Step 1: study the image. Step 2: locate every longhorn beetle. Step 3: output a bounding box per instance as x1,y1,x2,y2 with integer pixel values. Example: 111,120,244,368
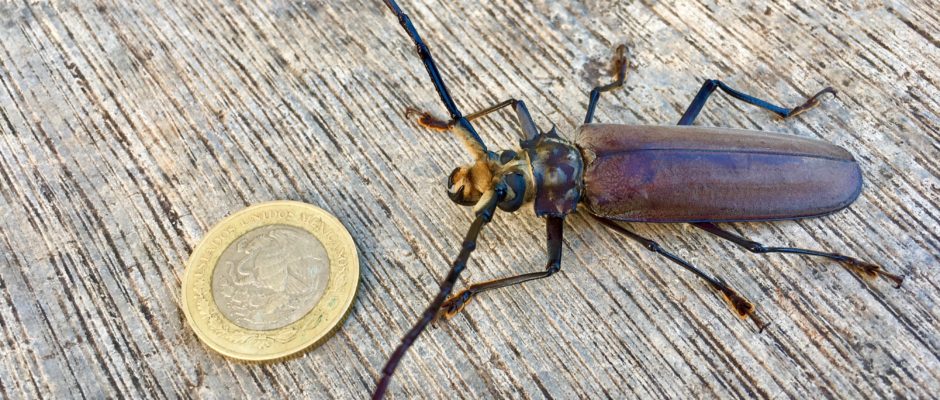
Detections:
373,1,904,397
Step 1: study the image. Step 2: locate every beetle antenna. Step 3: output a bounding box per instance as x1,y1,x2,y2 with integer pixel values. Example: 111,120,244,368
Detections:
383,0,488,154
372,186,508,399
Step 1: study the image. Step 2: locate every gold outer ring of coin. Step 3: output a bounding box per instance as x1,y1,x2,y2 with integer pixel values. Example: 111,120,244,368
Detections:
181,200,359,362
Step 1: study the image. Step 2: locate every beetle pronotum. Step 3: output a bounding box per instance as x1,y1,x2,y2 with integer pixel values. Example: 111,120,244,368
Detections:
373,1,904,398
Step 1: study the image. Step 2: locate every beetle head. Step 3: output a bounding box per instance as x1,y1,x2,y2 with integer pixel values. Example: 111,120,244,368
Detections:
446,149,532,212
446,163,488,206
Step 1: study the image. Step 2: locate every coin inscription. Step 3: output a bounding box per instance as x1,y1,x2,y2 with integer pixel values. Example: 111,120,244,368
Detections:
212,224,330,331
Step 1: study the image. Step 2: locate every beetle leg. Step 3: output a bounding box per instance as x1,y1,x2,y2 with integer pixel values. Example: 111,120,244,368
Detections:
373,184,507,399
594,216,769,332
584,44,630,124
436,216,564,320
406,99,539,140
693,222,904,288
677,79,836,125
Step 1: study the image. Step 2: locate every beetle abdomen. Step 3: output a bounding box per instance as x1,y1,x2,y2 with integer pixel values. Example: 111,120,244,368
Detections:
576,124,862,223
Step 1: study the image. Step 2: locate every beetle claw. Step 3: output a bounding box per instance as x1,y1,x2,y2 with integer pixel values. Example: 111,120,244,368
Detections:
752,313,771,334
435,289,474,322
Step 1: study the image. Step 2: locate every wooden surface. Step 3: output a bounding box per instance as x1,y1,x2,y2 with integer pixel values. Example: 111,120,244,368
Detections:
0,0,937,398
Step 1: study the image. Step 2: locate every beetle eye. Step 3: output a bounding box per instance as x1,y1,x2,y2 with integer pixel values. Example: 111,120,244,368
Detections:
499,150,518,164
497,173,526,212
447,167,480,206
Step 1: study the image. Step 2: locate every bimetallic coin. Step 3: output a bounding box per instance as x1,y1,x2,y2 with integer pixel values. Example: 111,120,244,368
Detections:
181,201,359,362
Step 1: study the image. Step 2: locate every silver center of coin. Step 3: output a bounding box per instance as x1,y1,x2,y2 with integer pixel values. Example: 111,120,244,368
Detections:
212,225,330,331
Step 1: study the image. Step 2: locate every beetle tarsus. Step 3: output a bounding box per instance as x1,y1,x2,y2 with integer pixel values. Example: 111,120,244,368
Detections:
715,283,768,332
609,44,629,79
436,289,474,321
716,284,754,318
405,107,452,130
838,257,905,288
784,87,837,119
584,44,631,124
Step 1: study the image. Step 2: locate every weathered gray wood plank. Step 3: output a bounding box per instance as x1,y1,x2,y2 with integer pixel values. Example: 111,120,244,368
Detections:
0,0,937,398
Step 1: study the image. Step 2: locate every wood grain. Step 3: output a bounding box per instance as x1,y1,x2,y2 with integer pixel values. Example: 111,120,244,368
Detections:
0,0,937,398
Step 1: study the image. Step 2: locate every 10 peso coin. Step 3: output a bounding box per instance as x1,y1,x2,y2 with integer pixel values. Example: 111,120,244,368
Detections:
181,201,359,362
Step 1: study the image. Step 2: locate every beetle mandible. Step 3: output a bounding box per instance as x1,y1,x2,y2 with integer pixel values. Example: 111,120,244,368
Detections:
373,1,904,397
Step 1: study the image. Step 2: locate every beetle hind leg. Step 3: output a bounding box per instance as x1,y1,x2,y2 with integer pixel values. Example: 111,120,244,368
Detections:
594,216,769,332
693,222,904,288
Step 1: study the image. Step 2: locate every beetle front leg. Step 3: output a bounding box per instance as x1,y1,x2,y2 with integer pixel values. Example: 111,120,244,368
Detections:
594,216,769,332
437,216,564,320
693,222,904,287
406,98,539,139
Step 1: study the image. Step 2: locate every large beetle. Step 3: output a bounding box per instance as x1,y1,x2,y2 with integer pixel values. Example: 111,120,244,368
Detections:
373,1,903,398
